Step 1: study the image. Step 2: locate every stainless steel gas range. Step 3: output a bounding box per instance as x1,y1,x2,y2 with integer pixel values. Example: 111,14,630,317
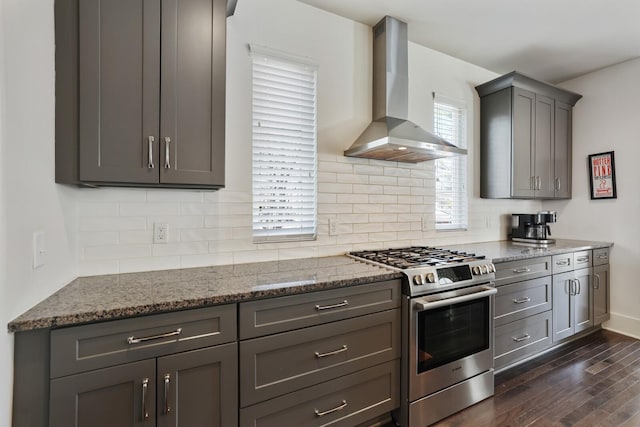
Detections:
348,247,497,427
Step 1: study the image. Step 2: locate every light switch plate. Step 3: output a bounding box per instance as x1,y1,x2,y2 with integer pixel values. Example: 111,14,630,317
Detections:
33,231,46,269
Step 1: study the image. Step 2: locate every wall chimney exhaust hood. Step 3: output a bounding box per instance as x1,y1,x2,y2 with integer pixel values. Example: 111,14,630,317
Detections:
344,16,467,163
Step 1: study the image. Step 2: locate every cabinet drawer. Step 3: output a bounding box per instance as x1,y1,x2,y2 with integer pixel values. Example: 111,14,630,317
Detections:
239,280,400,339
574,250,592,269
51,304,236,378
552,253,574,274
593,248,610,266
494,276,552,326
240,309,400,406
495,310,552,370
495,257,551,286
240,360,399,427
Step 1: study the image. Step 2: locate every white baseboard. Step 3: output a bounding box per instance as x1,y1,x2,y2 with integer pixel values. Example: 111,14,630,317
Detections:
603,312,640,340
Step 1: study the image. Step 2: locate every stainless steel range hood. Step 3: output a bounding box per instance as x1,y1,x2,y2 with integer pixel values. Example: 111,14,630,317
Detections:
344,16,467,163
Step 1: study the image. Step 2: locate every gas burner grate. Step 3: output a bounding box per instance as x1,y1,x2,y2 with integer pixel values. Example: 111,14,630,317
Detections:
349,246,485,269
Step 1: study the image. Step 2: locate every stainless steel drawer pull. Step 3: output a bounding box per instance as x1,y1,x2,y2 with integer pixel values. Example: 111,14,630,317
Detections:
315,345,348,358
594,274,601,290
147,136,155,169
513,268,531,274
141,378,149,420
598,254,608,259
513,297,531,304
164,137,171,168
315,300,348,311
314,400,347,417
127,328,183,345
513,334,531,342
163,374,172,414
576,256,589,263
556,260,570,266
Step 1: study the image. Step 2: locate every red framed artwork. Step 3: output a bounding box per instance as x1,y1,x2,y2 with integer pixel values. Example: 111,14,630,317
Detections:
588,151,617,199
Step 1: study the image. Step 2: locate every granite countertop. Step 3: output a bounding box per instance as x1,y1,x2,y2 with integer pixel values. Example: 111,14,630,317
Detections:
446,239,613,263
8,256,401,333
8,239,612,333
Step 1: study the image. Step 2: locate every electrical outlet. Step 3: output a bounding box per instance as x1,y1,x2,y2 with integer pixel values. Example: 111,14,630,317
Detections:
328,218,338,236
153,223,168,243
421,214,430,232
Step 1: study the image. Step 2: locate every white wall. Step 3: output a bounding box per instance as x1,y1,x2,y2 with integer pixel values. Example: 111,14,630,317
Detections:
74,0,541,276
1,0,78,425
547,58,640,338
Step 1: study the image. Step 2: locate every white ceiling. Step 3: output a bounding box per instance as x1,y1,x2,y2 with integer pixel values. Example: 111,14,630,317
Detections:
298,0,640,83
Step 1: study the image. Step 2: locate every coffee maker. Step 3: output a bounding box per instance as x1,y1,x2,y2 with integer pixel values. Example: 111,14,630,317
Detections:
511,211,557,244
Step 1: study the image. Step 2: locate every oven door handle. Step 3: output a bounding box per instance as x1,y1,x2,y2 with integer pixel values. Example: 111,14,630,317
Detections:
413,285,497,312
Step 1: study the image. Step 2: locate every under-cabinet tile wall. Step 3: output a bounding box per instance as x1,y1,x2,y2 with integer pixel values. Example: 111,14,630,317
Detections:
77,154,540,276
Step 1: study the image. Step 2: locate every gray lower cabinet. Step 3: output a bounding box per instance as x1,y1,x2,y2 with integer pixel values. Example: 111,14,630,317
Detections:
494,311,552,370
593,264,611,325
475,71,581,199
552,267,593,342
49,344,237,427
55,0,226,189
238,280,402,426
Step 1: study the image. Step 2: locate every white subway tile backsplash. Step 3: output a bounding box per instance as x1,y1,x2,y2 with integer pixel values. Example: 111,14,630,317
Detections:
76,155,534,276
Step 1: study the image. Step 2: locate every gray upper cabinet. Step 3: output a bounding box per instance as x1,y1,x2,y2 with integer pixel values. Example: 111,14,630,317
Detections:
476,71,581,199
55,0,226,189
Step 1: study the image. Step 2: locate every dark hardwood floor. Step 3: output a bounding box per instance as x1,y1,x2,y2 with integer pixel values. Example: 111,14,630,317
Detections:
393,330,640,427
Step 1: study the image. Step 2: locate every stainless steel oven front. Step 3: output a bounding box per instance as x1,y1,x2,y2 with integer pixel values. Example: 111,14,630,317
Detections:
401,284,497,426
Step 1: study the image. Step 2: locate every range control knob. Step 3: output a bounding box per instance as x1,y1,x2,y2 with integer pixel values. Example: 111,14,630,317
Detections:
413,275,424,286
480,265,488,274
472,266,481,275
488,264,495,273
426,273,435,283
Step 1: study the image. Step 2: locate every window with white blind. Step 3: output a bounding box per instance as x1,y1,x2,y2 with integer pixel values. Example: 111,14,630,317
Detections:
251,46,318,242
433,94,468,231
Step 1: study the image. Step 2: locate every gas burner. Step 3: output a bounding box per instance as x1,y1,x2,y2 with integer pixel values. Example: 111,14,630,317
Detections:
349,246,485,269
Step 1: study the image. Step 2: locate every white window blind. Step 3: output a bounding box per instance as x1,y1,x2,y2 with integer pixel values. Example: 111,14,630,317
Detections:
433,93,468,231
251,46,318,242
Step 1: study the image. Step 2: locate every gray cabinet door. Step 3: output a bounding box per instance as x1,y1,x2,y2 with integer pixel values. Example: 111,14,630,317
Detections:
78,0,160,184
593,264,610,325
554,101,572,198
534,95,554,198
50,359,156,427
511,88,535,198
157,343,237,427
552,271,574,342
574,267,593,333
159,0,226,187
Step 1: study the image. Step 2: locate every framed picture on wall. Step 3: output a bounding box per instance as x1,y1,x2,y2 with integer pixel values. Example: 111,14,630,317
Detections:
588,151,617,199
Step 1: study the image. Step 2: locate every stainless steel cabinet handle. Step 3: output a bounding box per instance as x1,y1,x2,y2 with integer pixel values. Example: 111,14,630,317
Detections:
513,297,531,304
555,177,561,191
576,256,589,263
513,267,531,274
141,378,149,421
513,334,531,342
163,374,172,414
556,260,570,266
536,176,541,190
569,279,576,296
164,137,171,169
315,345,348,358
314,400,347,417
315,300,348,311
598,254,608,260
127,328,182,345
594,274,601,290
576,278,581,295
147,136,155,169
530,176,535,190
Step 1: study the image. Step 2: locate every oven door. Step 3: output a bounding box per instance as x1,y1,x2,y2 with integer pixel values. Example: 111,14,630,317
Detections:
409,284,496,401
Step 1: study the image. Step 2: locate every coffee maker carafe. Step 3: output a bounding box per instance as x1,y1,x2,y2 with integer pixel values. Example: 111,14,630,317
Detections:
511,211,557,244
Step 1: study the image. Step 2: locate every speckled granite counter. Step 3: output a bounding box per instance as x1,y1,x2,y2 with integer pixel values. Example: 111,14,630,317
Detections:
8,256,401,333
446,239,613,263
